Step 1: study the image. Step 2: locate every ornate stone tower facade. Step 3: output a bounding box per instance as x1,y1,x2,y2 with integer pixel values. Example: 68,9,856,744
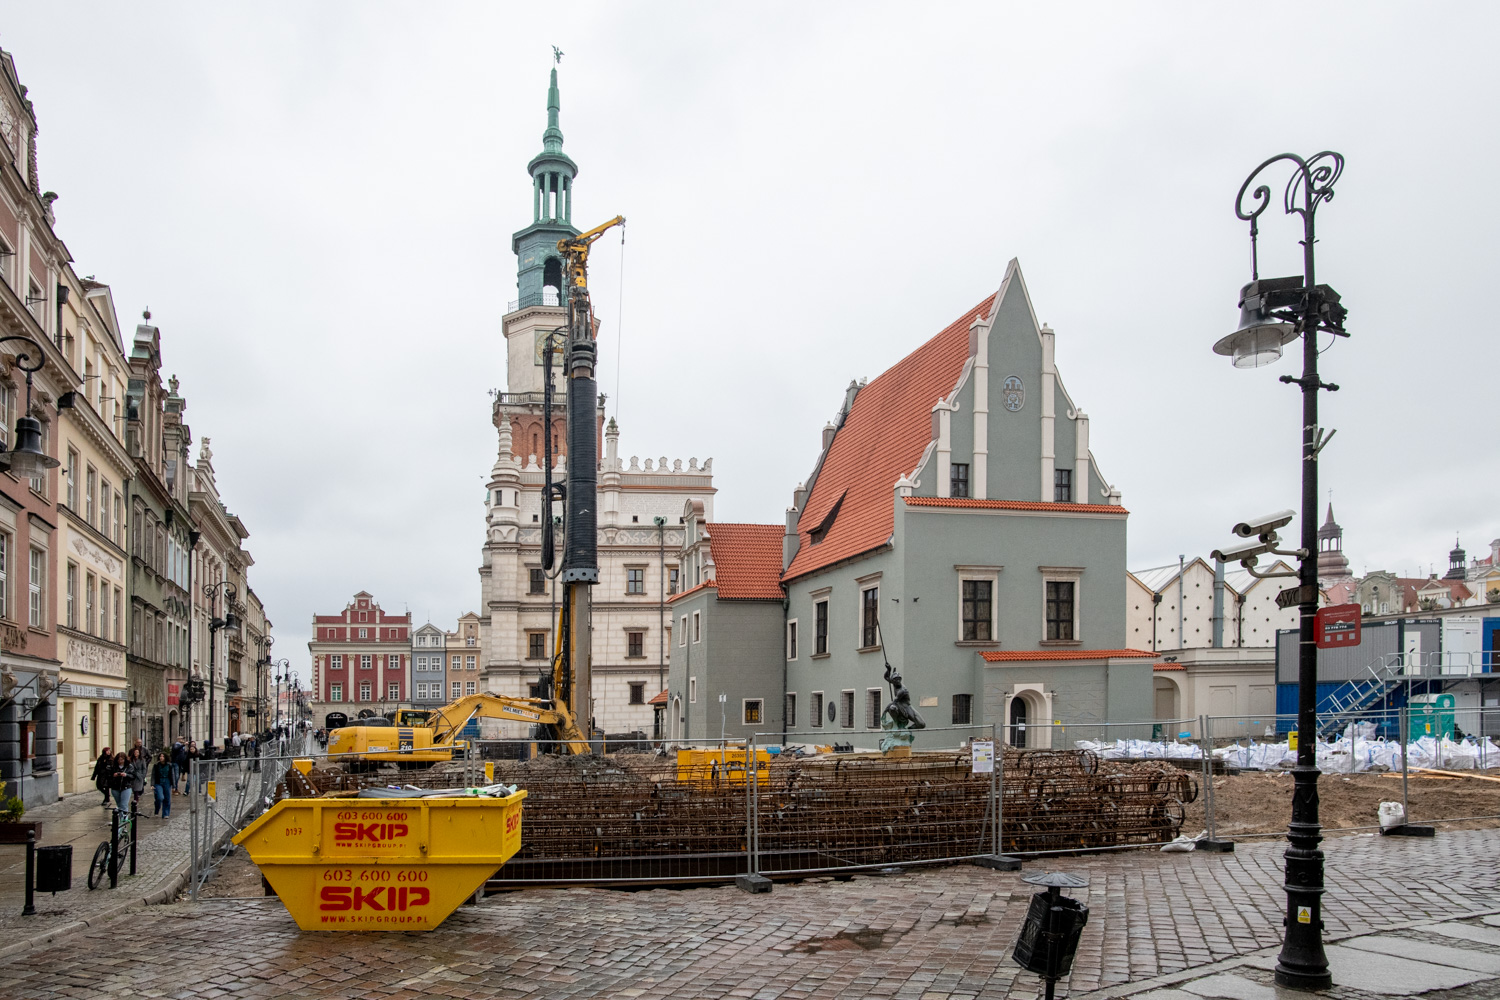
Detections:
478,65,715,735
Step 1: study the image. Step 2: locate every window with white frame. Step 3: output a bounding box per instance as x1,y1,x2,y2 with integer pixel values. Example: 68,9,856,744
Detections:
85,466,97,526
415,682,427,699
465,681,476,696
866,688,882,729
330,683,343,702
0,531,8,620
359,682,371,701
331,654,343,669
451,681,461,699
358,628,367,638
957,567,1000,642
785,692,796,729
689,676,697,703
388,654,400,670
814,599,829,655
860,585,879,648
626,567,645,595
65,562,77,629
113,587,122,643
743,698,763,725
0,383,10,448
626,631,643,658
1041,568,1082,641
810,691,824,728
679,615,687,646
465,655,476,670
360,654,372,669
65,450,77,509
786,620,798,660
29,550,48,626
840,690,855,728
527,632,546,659
451,655,460,669
692,611,701,643
388,682,400,700
85,571,95,634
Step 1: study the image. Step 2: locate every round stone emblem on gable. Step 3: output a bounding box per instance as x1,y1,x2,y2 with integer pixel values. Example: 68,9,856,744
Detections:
1002,375,1025,412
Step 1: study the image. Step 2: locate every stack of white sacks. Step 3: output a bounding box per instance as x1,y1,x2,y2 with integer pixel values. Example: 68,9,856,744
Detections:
1074,731,1500,772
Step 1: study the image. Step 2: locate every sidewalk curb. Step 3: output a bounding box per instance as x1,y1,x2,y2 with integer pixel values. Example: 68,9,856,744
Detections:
0,857,193,962
1069,902,1500,1000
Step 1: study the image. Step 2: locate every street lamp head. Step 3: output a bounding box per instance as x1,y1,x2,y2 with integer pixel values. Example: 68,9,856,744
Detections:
1213,277,1303,369
0,415,61,477
224,610,241,631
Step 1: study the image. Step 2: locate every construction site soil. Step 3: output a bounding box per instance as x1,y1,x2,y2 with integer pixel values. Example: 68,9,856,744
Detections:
1182,769,1500,837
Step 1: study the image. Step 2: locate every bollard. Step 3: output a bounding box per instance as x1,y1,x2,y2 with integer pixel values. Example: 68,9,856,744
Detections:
130,799,139,876
22,829,35,916
1383,706,1434,838
108,807,120,889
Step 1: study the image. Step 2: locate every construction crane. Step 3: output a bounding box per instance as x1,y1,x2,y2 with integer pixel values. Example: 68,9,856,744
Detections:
327,693,589,768
328,215,625,770
532,214,624,752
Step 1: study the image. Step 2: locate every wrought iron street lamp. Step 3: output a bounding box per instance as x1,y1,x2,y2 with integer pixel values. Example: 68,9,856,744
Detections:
203,581,240,750
1215,151,1347,990
0,336,61,478
271,658,290,734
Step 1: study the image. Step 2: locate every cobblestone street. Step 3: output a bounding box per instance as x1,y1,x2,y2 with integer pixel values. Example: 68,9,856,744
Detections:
6,828,1500,999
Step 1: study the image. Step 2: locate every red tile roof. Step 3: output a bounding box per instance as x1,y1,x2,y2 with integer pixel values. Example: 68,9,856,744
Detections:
705,523,786,600
1153,662,1185,671
980,649,1157,662
783,294,995,582
648,689,669,706
666,580,716,605
904,497,1128,515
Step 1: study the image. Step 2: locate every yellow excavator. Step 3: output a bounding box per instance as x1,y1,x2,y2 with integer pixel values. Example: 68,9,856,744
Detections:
327,690,589,768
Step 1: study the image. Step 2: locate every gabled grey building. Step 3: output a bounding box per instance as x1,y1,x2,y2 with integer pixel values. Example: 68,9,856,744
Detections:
411,622,447,709
778,260,1152,746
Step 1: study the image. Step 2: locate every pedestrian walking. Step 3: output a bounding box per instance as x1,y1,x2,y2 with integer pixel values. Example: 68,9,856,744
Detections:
183,741,201,793
151,752,173,818
129,747,148,808
170,740,187,793
108,752,133,814
91,747,114,805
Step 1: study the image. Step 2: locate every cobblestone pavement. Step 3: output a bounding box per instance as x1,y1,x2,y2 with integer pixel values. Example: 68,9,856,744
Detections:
6,828,1500,999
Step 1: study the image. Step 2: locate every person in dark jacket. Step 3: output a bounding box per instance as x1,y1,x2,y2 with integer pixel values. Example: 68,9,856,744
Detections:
128,747,149,805
182,741,201,794
170,740,187,793
108,752,133,814
150,752,174,818
91,748,114,805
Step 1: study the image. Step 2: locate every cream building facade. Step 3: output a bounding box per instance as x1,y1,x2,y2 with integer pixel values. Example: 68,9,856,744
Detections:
54,277,133,788
444,612,482,703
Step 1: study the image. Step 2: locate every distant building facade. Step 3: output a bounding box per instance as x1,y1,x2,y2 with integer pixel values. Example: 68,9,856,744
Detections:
308,592,410,719
445,613,482,703
411,623,447,708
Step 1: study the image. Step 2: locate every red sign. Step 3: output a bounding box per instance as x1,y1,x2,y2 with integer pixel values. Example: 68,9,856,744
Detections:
167,682,180,707
1314,604,1362,649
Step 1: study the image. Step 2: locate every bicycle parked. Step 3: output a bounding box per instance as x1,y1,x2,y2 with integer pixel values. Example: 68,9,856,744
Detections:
86,805,136,890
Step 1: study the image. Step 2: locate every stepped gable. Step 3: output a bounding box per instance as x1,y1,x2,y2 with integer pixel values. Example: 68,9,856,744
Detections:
783,293,996,582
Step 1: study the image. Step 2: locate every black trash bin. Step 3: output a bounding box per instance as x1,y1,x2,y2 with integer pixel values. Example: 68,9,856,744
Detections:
35,844,72,893
1014,891,1090,979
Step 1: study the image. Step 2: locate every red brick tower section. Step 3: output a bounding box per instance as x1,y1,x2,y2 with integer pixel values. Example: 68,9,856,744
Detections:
308,591,411,717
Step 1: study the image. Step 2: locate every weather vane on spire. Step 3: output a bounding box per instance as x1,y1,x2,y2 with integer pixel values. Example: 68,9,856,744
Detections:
552,46,563,65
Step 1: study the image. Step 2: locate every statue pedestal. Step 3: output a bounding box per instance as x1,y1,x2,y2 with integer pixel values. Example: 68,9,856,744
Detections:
882,745,912,758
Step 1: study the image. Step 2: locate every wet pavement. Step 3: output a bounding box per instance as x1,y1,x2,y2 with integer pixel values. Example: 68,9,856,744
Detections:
3,826,1499,999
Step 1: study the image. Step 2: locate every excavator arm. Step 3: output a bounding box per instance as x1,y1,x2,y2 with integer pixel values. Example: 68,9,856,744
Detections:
426,693,589,756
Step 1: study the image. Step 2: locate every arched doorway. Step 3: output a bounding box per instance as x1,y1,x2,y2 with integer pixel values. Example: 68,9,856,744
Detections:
671,697,682,741
1008,697,1029,748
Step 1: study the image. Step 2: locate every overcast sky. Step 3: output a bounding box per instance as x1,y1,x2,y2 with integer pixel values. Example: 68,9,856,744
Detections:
1,3,1495,673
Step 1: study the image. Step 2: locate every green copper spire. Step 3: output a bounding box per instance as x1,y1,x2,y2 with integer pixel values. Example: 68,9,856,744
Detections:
542,67,564,153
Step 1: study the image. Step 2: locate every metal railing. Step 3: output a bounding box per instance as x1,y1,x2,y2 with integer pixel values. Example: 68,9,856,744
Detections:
188,734,311,900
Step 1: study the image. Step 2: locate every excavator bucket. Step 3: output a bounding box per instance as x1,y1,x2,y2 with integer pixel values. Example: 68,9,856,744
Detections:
232,790,526,931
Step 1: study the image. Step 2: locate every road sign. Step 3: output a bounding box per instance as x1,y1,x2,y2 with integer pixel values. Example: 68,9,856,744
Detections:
1276,584,1318,610
1315,603,1362,649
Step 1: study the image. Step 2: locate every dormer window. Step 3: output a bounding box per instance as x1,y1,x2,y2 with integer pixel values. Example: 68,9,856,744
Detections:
808,491,846,546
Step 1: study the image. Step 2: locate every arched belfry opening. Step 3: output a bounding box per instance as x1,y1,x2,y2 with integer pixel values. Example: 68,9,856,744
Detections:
542,257,562,304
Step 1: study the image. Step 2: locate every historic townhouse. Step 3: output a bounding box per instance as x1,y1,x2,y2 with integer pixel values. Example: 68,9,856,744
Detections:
480,67,710,736
126,322,197,743
308,592,410,719
411,622,447,709
54,276,132,789
187,439,253,745
444,612,482,703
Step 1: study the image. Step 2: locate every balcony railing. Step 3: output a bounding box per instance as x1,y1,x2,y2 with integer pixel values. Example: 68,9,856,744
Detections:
505,289,561,313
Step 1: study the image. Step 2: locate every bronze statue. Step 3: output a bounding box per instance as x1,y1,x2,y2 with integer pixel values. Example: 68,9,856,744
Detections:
879,659,925,752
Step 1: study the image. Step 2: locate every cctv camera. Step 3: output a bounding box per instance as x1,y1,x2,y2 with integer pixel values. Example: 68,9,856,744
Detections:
1211,539,1275,564
1231,509,1295,539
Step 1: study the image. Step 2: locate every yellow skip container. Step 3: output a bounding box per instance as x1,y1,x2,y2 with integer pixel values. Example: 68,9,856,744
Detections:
231,789,526,931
